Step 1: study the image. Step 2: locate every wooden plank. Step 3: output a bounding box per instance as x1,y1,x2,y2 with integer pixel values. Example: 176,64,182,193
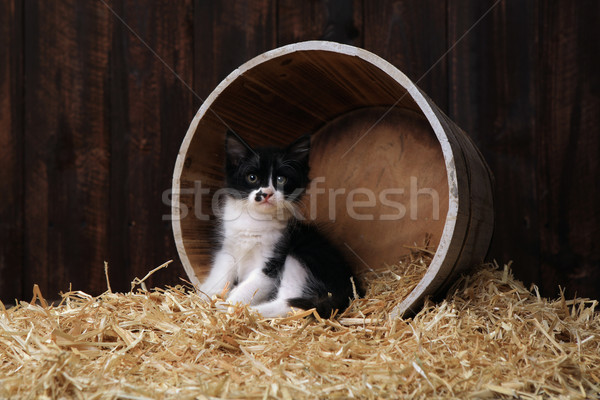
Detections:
107,0,129,292
277,0,363,46
535,0,600,299
0,0,23,304
363,0,448,112
24,1,112,299
107,1,196,291
194,0,277,97
448,1,542,287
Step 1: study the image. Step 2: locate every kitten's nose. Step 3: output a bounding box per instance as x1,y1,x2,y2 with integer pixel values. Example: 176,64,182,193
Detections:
255,189,274,202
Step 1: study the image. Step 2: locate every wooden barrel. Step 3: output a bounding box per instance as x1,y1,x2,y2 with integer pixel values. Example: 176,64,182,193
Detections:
171,41,494,317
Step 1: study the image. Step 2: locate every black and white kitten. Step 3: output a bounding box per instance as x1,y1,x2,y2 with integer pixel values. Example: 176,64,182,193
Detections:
199,130,363,317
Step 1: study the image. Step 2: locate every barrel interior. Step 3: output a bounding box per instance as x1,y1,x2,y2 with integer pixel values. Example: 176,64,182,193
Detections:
307,107,448,272
177,49,450,282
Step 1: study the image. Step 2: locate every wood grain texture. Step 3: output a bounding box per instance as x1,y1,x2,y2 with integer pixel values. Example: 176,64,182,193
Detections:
194,0,277,98
277,0,363,46
449,0,600,299
108,0,196,291
448,0,542,286
535,0,600,298
363,0,448,111
308,108,449,273
23,1,112,299
0,0,23,304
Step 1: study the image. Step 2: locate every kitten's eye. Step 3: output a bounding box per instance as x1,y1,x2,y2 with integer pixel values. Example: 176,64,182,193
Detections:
246,174,258,184
276,176,287,185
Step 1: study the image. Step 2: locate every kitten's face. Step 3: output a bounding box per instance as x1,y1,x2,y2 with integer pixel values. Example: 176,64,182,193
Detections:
224,131,310,218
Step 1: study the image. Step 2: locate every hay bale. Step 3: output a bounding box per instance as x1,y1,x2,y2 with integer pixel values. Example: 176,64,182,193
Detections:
1,254,599,399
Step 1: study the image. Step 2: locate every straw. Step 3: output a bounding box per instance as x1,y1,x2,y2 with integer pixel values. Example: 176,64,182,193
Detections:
1,250,598,399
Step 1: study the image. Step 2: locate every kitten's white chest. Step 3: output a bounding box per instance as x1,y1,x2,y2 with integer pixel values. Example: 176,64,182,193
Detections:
220,199,286,280
222,234,267,281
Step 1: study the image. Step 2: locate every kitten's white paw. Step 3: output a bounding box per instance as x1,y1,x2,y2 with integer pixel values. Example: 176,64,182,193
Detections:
250,301,298,318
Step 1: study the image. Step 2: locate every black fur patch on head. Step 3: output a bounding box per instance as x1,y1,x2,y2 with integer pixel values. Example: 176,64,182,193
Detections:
224,130,311,201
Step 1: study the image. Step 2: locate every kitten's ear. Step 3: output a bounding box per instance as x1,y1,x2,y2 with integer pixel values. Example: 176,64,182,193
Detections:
225,130,253,166
286,134,311,163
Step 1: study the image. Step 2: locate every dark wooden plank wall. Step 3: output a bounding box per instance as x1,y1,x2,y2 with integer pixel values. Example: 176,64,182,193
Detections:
23,1,110,300
0,1,598,304
0,0,23,303
107,1,196,293
450,0,600,297
449,1,543,286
